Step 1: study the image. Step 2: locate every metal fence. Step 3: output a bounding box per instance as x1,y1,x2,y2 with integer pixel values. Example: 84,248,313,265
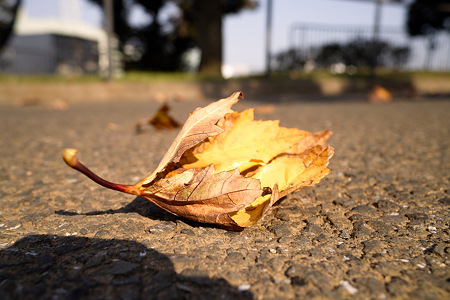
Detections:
277,23,450,73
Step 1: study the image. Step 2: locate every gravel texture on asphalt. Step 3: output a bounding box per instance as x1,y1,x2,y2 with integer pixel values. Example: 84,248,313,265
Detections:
0,96,449,300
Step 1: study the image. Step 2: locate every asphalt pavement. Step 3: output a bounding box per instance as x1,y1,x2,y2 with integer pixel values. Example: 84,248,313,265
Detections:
0,95,449,299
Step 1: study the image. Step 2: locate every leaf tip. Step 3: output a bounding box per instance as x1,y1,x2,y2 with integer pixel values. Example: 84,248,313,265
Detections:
227,91,244,104
63,148,79,168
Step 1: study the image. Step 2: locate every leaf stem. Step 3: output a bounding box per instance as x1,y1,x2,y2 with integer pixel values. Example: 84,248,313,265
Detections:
63,149,141,196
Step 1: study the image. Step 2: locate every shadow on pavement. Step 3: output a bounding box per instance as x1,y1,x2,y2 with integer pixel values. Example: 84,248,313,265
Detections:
197,76,420,103
0,235,252,299
56,196,174,221
198,78,324,101
55,196,208,228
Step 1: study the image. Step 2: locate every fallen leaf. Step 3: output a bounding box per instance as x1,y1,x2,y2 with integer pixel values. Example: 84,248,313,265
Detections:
367,85,392,103
47,99,69,111
63,92,334,230
136,103,180,133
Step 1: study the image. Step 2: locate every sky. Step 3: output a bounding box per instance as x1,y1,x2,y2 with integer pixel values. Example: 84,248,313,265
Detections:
22,0,408,73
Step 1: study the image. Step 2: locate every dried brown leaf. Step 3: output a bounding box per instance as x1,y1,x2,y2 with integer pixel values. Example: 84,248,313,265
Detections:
136,103,180,133
63,91,334,230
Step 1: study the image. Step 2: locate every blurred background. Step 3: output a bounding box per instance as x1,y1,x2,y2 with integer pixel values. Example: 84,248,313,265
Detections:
0,0,449,95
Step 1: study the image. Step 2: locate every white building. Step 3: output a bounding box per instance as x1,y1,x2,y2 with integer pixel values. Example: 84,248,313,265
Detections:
0,0,119,76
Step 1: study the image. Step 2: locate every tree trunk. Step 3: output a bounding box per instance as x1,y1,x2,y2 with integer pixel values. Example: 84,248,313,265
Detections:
194,0,223,77
0,0,22,55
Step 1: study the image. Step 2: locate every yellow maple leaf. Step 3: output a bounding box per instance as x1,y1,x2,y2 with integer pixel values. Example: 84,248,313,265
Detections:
180,109,331,174
230,145,333,227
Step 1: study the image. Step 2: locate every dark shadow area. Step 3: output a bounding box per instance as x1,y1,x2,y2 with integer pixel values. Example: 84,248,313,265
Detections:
55,196,225,231
195,76,433,104
341,75,419,100
0,235,252,300
198,78,324,102
56,196,173,221
420,92,450,99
